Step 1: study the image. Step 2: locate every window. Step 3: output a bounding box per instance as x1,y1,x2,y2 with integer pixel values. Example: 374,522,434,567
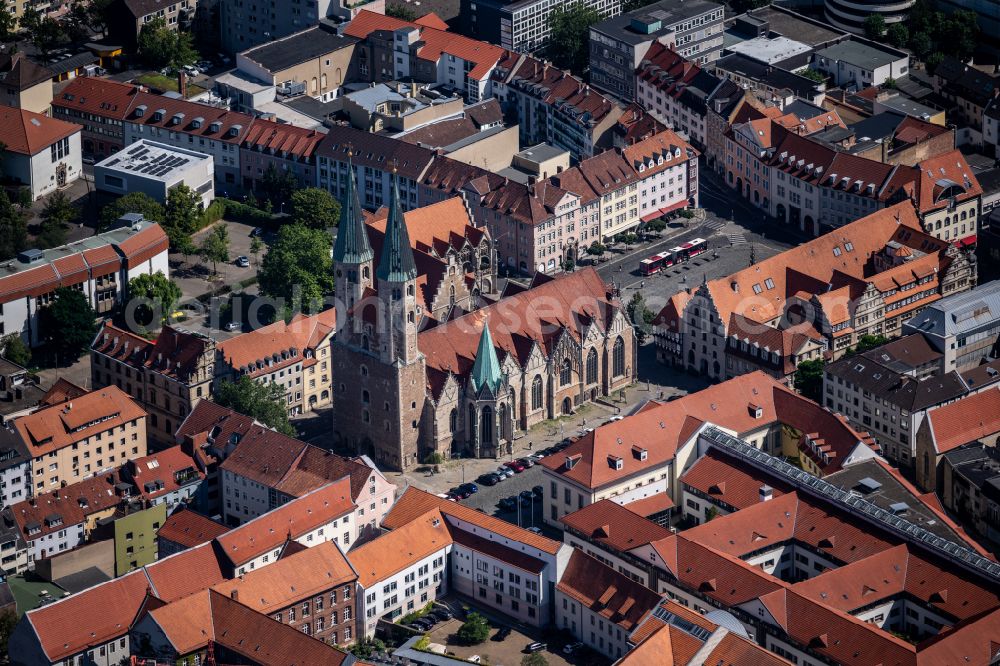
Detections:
531,375,543,410
586,348,598,384
560,358,572,386
613,337,625,377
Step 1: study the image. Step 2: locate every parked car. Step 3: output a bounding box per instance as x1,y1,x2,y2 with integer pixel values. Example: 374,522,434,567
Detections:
525,642,547,653
459,482,479,495
491,626,512,642
516,457,535,468
224,321,241,332
449,488,469,500
497,497,517,512
496,467,513,479
477,473,500,486
563,642,584,655
527,526,542,534
235,255,250,267
431,608,453,621
519,490,534,507
250,226,265,237
469,656,481,664
504,460,525,473
532,485,543,498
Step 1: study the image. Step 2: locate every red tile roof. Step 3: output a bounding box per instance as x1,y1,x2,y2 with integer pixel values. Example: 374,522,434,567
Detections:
126,445,204,501
218,310,335,378
345,10,503,80
11,471,126,543
381,487,562,554
127,91,254,144
561,499,673,551
215,479,355,568
0,105,79,155
348,509,451,587
144,541,228,603
24,569,151,662
53,77,139,120
157,509,229,549
240,119,325,160
927,387,1000,454
556,550,661,633
681,448,791,510
92,323,212,382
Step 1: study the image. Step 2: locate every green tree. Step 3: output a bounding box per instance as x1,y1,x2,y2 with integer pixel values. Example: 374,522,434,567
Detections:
941,9,979,60
39,287,97,364
173,233,197,265
258,164,297,208
1,333,31,367
349,637,387,659
794,359,825,403
164,183,201,243
0,609,17,658
548,4,601,74
521,654,549,666
0,190,29,261
128,271,182,328
925,52,945,74
100,191,165,231
258,224,334,311
847,334,889,356
0,6,17,42
705,505,719,522
456,612,490,645
21,8,66,60
586,241,606,259
249,235,264,268
645,218,667,234
386,3,419,20
138,17,198,69
213,376,295,436
886,23,909,48
909,31,933,58
799,68,826,83
36,191,77,249
290,187,340,230
864,14,886,39
200,224,230,275
626,292,655,344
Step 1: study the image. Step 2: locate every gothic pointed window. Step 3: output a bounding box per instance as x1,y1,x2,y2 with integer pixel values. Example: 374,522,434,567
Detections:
586,348,598,384
613,337,625,377
560,358,572,386
531,375,543,410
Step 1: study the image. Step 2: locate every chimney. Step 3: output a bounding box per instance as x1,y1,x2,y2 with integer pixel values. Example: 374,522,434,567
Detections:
230,589,239,600
178,70,187,99
759,485,773,502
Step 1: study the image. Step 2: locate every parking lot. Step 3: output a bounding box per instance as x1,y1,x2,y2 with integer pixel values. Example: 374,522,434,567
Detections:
461,464,546,532
420,601,608,666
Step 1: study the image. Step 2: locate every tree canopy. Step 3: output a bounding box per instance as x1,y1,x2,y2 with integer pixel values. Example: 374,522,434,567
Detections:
200,225,230,275
258,224,334,312
290,188,341,230
627,292,656,344
1,334,31,368
128,271,182,329
548,4,601,74
164,184,202,248
214,376,295,436
0,6,17,42
456,612,491,645
138,18,199,69
0,190,29,261
864,14,886,39
37,191,77,249
794,359,825,403
257,164,297,208
100,192,165,231
386,4,419,21
39,287,97,364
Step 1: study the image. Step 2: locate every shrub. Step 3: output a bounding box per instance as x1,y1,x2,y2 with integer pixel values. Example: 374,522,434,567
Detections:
457,612,490,645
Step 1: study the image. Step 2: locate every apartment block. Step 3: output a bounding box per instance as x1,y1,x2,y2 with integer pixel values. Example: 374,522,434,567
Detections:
590,0,723,100
13,386,147,493
460,0,620,53
90,324,216,445
216,310,336,415
904,279,1000,373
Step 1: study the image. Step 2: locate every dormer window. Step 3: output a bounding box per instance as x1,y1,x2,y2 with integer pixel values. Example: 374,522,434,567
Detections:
134,104,147,117
191,116,204,129
209,121,221,133
632,445,647,461
608,455,623,471
152,109,166,122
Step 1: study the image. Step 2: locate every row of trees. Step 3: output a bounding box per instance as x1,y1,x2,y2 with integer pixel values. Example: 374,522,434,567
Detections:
864,0,979,65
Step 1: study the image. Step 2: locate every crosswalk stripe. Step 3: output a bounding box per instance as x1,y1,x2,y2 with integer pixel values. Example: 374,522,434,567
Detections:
727,234,747,245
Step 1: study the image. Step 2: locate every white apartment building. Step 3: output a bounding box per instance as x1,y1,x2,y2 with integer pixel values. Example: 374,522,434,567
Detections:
0,106,82,201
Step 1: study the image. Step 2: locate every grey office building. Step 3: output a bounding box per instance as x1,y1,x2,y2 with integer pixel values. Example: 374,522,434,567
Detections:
589,0,723,100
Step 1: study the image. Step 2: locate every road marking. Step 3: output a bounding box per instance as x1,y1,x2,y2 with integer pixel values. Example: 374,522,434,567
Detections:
727,233,747,246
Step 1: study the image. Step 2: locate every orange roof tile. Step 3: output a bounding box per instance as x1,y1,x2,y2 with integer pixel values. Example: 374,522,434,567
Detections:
381,487,562,554
561,499,673,551
218,310,335,378
24,570,151,662
14,385,145,459
927,387,1000,454
212,541,356,613
556,550,661,632
215,480,355,568
0,105,80,155
345,10,503,80
144,542,228,603
348,509,451,587
126,445,204,500
157,509,229,549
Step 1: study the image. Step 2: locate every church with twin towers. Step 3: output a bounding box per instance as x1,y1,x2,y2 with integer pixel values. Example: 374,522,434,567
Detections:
330,156,637,472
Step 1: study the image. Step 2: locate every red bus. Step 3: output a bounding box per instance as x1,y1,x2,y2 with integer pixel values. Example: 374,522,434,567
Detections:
638,238,708,274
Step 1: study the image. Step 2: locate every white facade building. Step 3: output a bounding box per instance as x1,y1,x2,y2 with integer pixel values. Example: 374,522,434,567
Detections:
95,140,215,208
0,106,82,202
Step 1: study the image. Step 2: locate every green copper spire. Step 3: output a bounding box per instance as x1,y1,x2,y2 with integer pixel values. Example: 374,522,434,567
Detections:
470,320,503,394
332,151,374,265
375,170,418,283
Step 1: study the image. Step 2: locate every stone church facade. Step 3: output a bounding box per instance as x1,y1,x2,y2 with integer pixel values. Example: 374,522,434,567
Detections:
331,160,636,471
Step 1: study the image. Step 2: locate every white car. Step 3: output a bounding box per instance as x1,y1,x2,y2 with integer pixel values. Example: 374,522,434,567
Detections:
235,255,250,268
224,321,241,331
563,642,584,655
468,657,481,664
